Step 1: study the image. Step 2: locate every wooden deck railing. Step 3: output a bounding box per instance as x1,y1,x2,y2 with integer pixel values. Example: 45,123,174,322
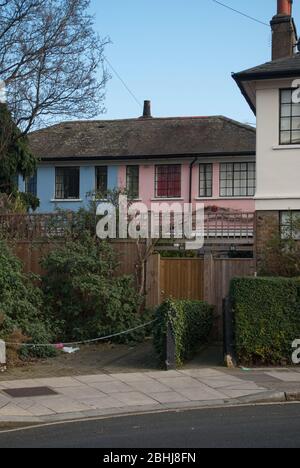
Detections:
0,211,255,243
0,213,72,241
204,212,254,242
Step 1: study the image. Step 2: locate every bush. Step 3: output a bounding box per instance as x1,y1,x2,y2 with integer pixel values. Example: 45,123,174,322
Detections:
153,299,214,367
0,241,56,359
259,213,300,277
41,234,145,343
230,277,300,365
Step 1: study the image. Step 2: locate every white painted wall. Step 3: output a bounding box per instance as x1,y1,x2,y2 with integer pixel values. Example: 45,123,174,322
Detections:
255,78,300,211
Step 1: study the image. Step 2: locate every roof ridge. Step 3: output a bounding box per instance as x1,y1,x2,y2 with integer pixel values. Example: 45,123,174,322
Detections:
29,115,256,135
217,116,256,133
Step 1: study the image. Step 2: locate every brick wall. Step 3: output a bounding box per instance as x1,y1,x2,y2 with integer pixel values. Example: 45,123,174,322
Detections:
255,210,280,269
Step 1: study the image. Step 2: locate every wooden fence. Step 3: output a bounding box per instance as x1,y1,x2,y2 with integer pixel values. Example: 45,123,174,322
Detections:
160,258,204,302
145,254,255,338
0,214,255,339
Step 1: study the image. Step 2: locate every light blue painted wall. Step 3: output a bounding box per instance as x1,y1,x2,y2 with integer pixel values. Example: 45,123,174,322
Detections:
18,175,25,192
108,166,118,190
28,164,120,213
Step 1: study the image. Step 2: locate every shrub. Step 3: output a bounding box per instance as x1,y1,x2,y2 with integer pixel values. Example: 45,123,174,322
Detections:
259,213,300,277
153,299,214,367
230,277,300,365
0,241,56,359
41,234,144,343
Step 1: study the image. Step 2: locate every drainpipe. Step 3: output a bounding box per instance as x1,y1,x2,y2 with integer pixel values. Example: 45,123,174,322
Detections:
189,157,198,203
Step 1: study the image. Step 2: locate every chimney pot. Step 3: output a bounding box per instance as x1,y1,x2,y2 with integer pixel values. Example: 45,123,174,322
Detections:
271,0,297,60
277,0,292,16
142,100,152,118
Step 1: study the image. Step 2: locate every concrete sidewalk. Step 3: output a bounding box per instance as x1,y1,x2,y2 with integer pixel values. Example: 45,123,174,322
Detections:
0,367,299,424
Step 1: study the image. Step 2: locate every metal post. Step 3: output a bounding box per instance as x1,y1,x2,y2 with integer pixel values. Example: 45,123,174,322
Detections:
223,297,237,368
0,340,6,370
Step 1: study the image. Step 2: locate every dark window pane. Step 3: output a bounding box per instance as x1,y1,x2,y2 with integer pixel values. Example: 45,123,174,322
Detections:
155,165,181,198
292,103,300,116
96,166,108,195
279,89,300,145
219,162,256,197
291,131,300,144
25,172,37,196
280,131,291,144
292,117,300,130
280,211,300,240
281,104,291,117
199,163,213,197
281,89,292,104
126,166,139,199
55,167,79,199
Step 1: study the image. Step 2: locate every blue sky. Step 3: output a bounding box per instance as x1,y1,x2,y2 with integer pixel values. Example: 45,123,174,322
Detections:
91,0,300,125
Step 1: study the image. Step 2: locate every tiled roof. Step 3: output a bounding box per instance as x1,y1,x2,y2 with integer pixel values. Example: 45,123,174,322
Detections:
29,116,255,160
233,53,300,80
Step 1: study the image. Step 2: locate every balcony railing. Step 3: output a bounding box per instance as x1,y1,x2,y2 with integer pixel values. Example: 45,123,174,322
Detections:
0,211,254,243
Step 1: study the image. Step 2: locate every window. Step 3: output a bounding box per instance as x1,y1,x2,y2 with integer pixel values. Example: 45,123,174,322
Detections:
25,172,37,196
280,89,300,145
95,166,108,194
126,165,139,199
280,211,300,240
155,165,181,198
220,162,256,197
55,167,80,199
11,174,19,190
199,163,213,197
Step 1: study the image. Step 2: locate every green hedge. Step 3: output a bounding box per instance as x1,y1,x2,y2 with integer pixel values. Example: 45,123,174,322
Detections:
153,299,214,368
230,277,300,365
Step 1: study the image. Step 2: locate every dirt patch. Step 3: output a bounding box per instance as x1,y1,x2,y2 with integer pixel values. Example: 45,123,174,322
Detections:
0,339,159,381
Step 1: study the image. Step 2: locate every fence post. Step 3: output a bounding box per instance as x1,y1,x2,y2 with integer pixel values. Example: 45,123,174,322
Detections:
166,312,176,371
223,297,236,368
203,253,214,304
145,253,161,309
0,340,6,370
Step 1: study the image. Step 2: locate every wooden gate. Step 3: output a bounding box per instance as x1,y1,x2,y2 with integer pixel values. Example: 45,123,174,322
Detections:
160,258,204,302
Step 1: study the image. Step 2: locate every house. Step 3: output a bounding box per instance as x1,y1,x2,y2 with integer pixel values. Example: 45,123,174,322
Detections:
23,104,256,214
233,0,300,260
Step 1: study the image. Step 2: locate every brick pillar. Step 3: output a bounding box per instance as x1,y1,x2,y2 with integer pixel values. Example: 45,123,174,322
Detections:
255,211,280,271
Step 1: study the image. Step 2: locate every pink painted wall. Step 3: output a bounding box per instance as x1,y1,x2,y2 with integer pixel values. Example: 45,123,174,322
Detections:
118,163,255,212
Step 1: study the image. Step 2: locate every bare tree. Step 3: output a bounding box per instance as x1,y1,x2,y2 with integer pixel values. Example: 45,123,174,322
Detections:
0,0,110,134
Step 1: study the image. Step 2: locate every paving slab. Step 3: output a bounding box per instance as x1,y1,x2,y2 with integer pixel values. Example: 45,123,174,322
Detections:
112,372,153,382
0,404,33,417
25,404,56,416
157,376,206,389
197,376,248,388
88,381,134,393
55,386,107,400
266,371,300,382
40,397,95,414
148,392,190,404
74,374,117,384
217,382,265,391
179,369,227,378
83,397,128,409
0,379,46,389
112,391,160,407
177,384,228,401
143,370,183,379
36,377,84,388
219,388,266,398
128,380,172,393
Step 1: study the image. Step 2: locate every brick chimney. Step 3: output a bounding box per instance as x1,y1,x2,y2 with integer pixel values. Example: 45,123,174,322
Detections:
141,100,152,118
271,0,297,60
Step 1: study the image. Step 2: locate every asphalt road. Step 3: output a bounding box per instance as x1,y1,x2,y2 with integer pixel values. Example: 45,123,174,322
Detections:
1,403,300,448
